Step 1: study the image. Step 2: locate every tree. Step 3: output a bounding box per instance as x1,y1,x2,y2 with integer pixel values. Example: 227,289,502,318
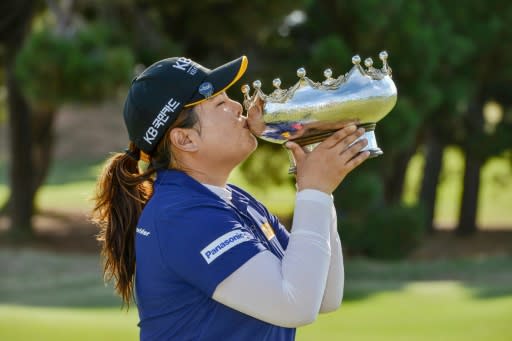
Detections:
283,0,452,256
0,0,38,238
1,0,308,236
407,1,512,237
1,0,134,237
452,1,512,235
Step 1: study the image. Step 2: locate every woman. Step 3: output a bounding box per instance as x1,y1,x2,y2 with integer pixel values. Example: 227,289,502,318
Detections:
92,55,369,341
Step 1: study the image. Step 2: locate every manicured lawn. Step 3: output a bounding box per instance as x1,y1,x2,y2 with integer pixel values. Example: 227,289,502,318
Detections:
2,286,511,341
298,283,512,341
1,249,511,341
0,306,139,341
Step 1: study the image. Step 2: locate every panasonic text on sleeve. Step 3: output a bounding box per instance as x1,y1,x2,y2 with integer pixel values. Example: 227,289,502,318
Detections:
200,230,252,264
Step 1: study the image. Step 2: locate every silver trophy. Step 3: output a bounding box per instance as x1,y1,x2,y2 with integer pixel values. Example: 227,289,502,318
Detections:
242,51,397,173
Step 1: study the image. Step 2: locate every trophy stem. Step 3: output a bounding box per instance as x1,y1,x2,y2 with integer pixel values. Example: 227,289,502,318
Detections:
285,142,321,174
285,123,382,174
357,123,383,159
286,148,297,174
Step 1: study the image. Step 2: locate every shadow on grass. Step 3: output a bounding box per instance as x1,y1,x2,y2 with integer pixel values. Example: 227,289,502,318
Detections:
342,255,512,302
1,248,512,309
0,248,123,308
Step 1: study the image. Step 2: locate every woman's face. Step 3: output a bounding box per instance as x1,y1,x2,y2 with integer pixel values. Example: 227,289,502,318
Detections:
193,92,257,168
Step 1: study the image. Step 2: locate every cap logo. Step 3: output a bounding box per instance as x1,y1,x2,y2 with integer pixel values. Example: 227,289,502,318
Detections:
172,57,198,75
198,82,214,98
172,57,192,71
143,98,181,145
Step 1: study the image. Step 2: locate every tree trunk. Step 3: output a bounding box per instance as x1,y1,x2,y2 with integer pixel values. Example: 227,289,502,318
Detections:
31,109,57,205
456,152,482,236
1,109,57,216
1,0,37,238
383,148,415,204
5,60,34,238
455,97,485,236
419,132,444,233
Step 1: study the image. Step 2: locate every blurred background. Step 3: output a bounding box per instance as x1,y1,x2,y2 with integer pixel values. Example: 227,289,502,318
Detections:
1,0,511,340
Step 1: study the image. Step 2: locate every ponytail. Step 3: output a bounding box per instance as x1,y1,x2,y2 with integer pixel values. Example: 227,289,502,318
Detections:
92,143,155,307
91,106,199,307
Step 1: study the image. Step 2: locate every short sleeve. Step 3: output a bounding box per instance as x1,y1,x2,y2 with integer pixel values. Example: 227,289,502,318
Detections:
155,204,266,296
262,205,290,250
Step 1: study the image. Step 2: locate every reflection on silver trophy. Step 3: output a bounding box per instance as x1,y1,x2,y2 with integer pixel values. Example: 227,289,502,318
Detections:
242,51,398,173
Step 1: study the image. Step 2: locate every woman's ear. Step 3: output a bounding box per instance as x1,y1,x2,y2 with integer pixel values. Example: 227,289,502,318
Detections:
170,128,199,152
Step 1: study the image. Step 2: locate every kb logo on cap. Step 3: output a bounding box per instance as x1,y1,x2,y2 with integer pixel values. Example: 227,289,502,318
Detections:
198,82,214,98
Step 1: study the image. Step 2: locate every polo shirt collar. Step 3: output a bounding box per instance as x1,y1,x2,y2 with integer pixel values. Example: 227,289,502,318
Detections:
155,169,236,202
203,184,233,202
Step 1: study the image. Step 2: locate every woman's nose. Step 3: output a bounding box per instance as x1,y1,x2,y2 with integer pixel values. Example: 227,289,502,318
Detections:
230,99,244,118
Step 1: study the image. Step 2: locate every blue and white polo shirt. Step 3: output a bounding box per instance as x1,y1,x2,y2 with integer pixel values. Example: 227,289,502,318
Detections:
135,169,294,340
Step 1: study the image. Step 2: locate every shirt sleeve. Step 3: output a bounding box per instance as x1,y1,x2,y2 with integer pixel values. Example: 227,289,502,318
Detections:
212,190,333,328
155,203,266,297
266,210,290,250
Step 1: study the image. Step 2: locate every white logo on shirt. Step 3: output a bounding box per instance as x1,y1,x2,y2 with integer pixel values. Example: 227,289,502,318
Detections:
200,230,252,264
136,227,151,237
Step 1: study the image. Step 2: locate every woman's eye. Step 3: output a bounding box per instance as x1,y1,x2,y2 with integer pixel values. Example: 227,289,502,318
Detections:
216,101,225,107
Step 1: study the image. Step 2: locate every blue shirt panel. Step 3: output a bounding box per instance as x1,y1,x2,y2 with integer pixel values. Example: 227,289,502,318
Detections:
227,185,290,257
135,170,295,341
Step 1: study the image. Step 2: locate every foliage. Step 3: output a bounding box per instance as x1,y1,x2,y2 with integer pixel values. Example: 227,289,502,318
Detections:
277,0,512,254
15,23,134,110
363,204,425,259
3,0,512,252
335,170,425,259
239,141,292,187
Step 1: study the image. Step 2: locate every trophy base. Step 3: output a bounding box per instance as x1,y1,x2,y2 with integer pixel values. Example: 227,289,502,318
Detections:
286,123,382,174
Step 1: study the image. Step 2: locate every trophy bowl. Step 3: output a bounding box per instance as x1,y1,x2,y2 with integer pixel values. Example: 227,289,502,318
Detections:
242,51,397,173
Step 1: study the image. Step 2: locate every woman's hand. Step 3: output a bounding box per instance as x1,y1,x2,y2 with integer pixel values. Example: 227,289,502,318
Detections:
286,124,370,194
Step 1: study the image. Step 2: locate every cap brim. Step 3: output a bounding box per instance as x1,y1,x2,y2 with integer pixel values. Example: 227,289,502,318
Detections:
185,55,248,107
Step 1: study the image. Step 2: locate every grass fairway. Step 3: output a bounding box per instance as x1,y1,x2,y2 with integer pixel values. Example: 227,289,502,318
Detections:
1,284,511,341
1,249,511,341
0,306,138,341
298,283,512,341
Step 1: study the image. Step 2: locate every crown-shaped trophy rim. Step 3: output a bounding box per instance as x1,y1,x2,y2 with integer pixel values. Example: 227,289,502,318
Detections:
242,51,393,109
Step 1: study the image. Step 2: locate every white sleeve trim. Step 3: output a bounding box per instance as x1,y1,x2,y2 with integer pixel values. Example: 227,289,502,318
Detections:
212,195,332,328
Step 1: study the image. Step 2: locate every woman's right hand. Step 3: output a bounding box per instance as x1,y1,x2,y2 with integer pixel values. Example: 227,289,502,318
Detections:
286,124,370,194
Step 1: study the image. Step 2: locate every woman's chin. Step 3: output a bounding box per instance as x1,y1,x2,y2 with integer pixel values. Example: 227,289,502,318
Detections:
241,137,258,162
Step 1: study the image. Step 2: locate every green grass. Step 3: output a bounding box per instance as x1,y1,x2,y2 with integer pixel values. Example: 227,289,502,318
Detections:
1,249,511,341
0,306,139,341
298,283,512,341
2,287,511,341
